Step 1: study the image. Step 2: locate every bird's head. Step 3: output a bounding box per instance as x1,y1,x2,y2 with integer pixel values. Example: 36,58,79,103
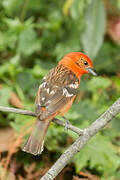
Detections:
59,52,97,80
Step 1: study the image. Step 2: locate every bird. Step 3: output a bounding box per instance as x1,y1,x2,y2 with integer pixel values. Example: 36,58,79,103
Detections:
22,52,97,155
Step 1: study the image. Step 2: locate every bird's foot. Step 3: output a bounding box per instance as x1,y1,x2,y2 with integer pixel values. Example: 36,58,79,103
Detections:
62,116,71,131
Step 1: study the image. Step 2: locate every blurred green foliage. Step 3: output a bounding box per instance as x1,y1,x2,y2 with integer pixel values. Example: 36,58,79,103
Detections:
0,0,120,179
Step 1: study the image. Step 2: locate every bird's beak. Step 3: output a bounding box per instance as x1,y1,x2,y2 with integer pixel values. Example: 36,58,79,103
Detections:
87,68,97,76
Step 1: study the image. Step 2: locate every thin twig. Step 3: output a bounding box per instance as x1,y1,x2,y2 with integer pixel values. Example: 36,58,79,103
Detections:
0,106,83,135
40,98,120,180
0,106,35,116
53,118,83,135
20,0,30,22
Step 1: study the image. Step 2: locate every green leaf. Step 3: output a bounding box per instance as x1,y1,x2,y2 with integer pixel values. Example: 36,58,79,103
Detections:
2,0,24,16
11,114,34,132
16,71,34,91
66,99,98,124
17,28,41,56
70,0,86,20
87,77,111,92
94,42,120,73
16,71,38,98
0,31,6,51
54,41,81,61
74,134,120,177
0,87,11,106
112,77,120,92
32,64,49,77
82,0,106,59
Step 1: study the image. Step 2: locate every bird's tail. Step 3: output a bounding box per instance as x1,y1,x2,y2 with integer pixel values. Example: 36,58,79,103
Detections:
22,119,51,155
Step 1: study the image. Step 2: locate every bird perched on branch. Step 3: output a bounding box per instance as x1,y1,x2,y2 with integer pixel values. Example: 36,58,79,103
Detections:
22,52,97,155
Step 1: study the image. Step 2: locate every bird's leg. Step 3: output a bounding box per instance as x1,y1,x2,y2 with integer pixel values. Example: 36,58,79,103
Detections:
62,116,71,130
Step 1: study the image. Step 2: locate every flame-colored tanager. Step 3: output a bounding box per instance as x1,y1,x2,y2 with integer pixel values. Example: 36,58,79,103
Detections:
22,52,97,155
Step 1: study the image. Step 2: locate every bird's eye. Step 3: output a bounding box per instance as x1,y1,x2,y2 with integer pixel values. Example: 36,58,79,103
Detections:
84,61,88,66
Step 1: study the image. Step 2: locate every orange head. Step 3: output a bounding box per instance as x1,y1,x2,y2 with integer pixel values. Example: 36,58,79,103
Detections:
59,52,97,81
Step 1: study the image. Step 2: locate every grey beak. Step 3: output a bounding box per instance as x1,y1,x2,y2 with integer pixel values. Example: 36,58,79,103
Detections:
87,68,97,76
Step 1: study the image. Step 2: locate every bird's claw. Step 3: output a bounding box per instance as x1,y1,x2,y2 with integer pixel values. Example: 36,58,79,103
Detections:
62,116,71,131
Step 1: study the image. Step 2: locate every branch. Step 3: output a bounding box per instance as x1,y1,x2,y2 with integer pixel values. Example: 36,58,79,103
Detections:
1,98,120,180
0,106,83,135
40,98,120,180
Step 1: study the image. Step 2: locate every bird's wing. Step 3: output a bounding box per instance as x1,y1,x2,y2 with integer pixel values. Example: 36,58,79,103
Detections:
35,80,78,120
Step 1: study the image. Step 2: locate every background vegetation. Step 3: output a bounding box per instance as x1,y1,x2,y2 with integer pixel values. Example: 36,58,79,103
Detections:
0,0,120,179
